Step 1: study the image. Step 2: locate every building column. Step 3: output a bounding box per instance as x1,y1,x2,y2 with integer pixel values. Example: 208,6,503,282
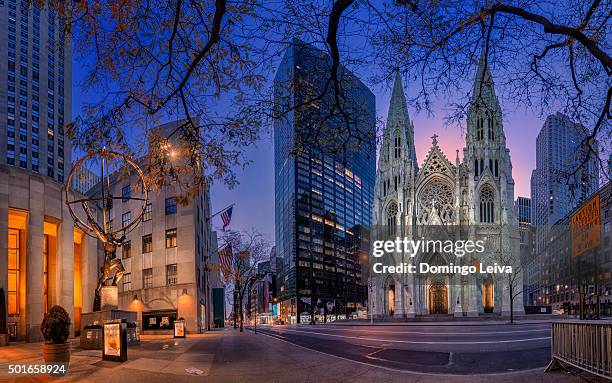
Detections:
58,213,75,333
466,276,479,317
0,170,8,332
26,177,45,342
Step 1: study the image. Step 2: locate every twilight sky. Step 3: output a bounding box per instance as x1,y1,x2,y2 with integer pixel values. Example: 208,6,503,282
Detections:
206,77,544,243
72,49,546,245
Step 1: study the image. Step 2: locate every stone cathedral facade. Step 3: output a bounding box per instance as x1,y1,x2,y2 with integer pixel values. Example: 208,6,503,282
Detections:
370,55,524,318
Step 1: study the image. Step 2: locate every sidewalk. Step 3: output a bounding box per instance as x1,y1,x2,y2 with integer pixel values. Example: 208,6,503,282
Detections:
0,329,591,382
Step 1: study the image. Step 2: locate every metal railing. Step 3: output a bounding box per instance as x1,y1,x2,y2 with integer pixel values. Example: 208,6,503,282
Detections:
546,320,612,380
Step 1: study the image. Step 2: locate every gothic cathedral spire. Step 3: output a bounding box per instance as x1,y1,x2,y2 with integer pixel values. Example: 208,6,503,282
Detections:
382,69,418,173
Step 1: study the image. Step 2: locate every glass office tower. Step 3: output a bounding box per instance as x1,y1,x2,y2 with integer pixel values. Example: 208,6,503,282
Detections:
274,41,376,323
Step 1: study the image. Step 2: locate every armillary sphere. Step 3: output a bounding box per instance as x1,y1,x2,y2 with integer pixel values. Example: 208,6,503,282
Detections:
65,147,149,311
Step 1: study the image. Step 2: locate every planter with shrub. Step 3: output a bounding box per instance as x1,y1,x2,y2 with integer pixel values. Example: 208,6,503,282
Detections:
41,305,71,363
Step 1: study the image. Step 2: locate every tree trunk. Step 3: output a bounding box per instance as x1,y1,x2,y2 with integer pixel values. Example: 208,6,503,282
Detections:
239,292,244,332
509,282,514,324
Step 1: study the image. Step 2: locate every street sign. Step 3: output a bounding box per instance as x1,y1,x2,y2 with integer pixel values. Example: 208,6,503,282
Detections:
571,194,601,258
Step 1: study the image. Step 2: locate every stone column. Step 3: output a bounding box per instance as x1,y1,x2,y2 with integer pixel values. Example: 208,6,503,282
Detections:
26,177,45,342
466,275,479,317
58,212,75,330
0,168,9,334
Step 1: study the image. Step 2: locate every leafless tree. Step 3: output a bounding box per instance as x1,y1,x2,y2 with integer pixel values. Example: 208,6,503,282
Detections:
51,0,608,198
219,230,270,332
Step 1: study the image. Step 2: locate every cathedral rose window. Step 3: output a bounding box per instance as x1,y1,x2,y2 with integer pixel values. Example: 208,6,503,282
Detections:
417,180,454,223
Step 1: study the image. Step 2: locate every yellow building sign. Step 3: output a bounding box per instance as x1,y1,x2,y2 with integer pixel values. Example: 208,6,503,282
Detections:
571,194,601,257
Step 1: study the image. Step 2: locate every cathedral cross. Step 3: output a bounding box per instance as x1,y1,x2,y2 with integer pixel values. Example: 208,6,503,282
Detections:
431,134,439,145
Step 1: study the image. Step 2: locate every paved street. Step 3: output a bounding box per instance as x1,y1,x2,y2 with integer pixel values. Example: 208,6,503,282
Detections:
0,327,593,382
253,321,553,374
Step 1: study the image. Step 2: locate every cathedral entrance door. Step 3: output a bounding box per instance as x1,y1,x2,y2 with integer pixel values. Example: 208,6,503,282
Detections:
387,284,395,316
429,284,448,314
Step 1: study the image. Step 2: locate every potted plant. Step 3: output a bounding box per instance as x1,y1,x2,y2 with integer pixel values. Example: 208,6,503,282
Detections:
40,305,71,363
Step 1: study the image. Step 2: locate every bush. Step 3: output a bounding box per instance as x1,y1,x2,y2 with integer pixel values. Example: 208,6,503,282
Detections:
41,306,71,344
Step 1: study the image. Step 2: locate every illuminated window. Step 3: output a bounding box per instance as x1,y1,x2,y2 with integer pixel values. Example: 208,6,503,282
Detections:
143,203,152,221
142,234,152,253
142,268,153,289
44,235,48,313
8,229,20,316
165,228,177,248
123,273,131,291
166,264,177,285
122,241,131,259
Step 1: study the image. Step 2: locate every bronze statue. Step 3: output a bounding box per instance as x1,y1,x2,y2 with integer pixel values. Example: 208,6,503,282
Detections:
66,148,148,311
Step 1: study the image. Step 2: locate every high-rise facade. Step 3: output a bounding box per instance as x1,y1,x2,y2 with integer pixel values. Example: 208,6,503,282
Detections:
531,113,599,247
274,42,376,323
0,1,86,343
515,197,536,306
1,0,71,181
530,113,599,303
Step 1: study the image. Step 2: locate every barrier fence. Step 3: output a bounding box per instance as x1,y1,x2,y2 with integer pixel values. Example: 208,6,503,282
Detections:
546,320,612,379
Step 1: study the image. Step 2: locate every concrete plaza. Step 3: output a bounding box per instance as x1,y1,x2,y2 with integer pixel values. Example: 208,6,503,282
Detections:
0,327,594,382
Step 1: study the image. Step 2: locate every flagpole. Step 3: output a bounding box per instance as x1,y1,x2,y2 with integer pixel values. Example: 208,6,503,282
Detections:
206,203,235,222
204,203,233,331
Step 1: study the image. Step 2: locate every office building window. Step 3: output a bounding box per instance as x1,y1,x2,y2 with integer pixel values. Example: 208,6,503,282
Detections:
143,268,153,289
166,264,177,285
165,197,177,215
8,229,20,316
123,273,131,291
142,234,152,253
165,228,177,248
143,203,152,221
122,241,131,259
121,185,131,202
122,212,131,228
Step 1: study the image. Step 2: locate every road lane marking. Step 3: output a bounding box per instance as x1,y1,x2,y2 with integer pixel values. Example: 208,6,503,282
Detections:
291,326,550,335
252,329,550,377
266,328,551,344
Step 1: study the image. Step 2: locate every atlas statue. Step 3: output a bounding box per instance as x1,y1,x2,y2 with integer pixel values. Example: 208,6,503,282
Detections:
65,148,149,311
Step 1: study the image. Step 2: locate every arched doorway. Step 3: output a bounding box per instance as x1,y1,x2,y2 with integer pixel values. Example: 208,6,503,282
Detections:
483,276,494,313
386,283,395,316
429,284,448,314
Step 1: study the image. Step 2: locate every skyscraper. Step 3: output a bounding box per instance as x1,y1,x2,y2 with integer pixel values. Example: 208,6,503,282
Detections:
531,113,599,236
1,0,71,180
515,197,536,306
530,112,599,303
0,1,82,342
274,41,376,323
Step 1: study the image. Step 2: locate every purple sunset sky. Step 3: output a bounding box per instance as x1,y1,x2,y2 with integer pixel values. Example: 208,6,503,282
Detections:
207,79,543,243
72,53,548,244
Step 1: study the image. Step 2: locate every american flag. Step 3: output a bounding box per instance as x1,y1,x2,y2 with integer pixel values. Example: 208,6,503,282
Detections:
218,245,233,275
220,206,233,231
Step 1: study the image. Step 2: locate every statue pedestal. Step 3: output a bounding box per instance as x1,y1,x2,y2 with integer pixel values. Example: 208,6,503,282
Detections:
100,286,119,311
80,310,139,349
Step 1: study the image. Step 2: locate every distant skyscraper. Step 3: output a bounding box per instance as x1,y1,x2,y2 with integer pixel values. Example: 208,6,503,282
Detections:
0,0,71,181
515,197,536,306
531,112,599,251
530,113,599,305
515,197,531,225
274,41,376,323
